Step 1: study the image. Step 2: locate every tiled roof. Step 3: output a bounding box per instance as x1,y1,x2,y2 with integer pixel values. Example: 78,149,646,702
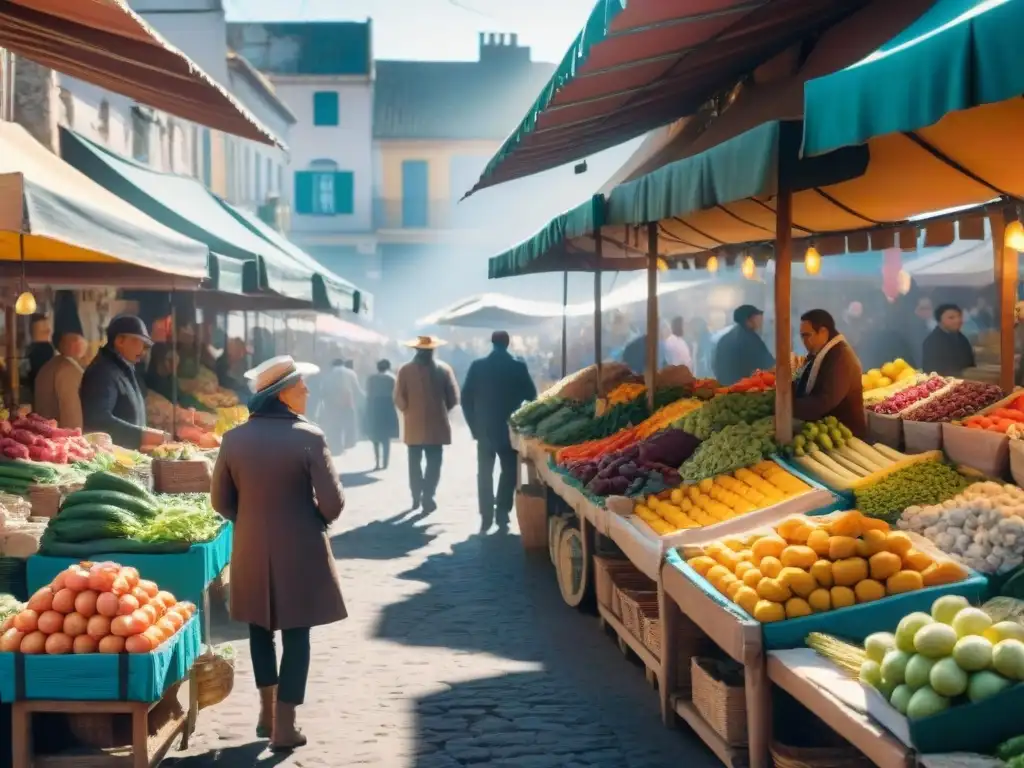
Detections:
374,54,555,141
226,22,371,77
226,51,297,124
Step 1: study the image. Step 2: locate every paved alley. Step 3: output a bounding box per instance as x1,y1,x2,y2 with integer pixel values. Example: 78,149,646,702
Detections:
169,427,719,767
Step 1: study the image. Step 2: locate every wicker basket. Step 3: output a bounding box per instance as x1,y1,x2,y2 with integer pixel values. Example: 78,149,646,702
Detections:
639,602,661,657
618,589,657,639
609,570,655,619
691,656,747,747
153,458,212,494
195,649,235,710
770,740,872,768
28,484,62,519
593,557,637,611
515,484,547,549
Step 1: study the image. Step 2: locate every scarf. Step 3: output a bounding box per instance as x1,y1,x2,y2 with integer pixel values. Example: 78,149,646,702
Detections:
248,392,299,419
796,334,846,395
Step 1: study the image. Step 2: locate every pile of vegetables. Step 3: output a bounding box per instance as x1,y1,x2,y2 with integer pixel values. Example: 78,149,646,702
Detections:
855,461,974,523
151,443,201,461
898,482,1024,575
0,414,97,463
0,460,64,496
856,596,1024,719
717,370,775,394
962,393,1024,433
38,472,223,557
863,374,931,407
214,406,248,436
869,377,948,415
687,511,969,623
510,397,572,432
635,398,703,439
0,561,196,655
904,381,1004,423
605,381,646,406
677,391,774,440
555,426,641,464
561,429,697,498
789,416,854,455
680,416,777,484
635,461,809,534
0,593,23,626
789,434,911,491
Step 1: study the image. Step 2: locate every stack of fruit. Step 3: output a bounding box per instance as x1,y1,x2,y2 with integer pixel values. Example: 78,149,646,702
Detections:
961,393,1024,433
718,370,775,394
686,511,969,623
904,381,1004,423
789,417,854,455
869,377,949,415
862,359,919,393
855,461,974,523
634,461,810,534
858,596,1024,718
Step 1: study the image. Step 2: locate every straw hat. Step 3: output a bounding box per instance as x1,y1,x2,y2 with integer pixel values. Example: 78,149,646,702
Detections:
404,335,447,350
245,355,320,397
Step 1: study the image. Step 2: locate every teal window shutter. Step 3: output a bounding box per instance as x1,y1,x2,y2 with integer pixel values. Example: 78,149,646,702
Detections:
294,171,314,214
333,171,354,214
313,91,339,126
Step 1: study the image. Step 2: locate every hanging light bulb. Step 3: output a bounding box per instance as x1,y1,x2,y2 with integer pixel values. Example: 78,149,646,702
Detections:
706,255,719,273
1005,220,1024,252
804,246,821,275
656,258,668,271
897,269,912,295
15,290,36,316
741,254,756,280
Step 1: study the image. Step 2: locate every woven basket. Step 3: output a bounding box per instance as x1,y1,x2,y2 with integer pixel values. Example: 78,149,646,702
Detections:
28,484,61,519
609,571,655,619
195,650,235,710
593,557,636,611
640,604,661,658
515,485,547,549
618,589,657,639
153,458,212,494
691,657,747,747
770,740,872,768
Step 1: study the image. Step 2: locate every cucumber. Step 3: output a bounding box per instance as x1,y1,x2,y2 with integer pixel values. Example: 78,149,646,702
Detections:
997,736,1024,762
48,515,141,542
0,460,56,482
61,490,158,518
84,471,154,502
38,535,189,557
54,503,144,525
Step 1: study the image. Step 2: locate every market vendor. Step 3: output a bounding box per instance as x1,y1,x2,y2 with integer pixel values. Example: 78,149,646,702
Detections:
713,305,775,386
793,309,867,438
80,315,170,450
34,331,87,430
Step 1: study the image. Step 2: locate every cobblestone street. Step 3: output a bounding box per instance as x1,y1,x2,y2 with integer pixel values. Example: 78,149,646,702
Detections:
169,427,718,767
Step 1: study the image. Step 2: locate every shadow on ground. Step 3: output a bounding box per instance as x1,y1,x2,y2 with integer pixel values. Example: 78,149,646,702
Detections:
331,509,438,561
339,470,382,489
164,741,288,766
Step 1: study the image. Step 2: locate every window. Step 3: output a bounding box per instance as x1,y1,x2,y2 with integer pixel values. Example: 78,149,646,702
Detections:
401,159,429,228
201,129,212,187
131,107,150,164
294,165,354,216
255,152,262,200
312,91,339,126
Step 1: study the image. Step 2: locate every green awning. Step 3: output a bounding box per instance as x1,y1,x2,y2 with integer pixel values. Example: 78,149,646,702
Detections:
59,127,314,302
219,201,371,316
803,0,1023,156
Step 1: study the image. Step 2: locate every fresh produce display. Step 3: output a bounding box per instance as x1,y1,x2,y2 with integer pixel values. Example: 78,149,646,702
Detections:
686,511,969,623
680,417,777,484
962,393,1024,433
510,397,572,432
555,426,641,464
605,381,647,406
678,391,774,440
195,390,240,410
519,400,595,444
0,593,24,625
635,461,810,534
534,362,634,402
869,377,949,415
135,494,222,544
898,482,1024,575
862,358,918,392
0,561,196,654
151,443,203,461
789,417,854,455
543,388,686,446
0,459,63,496
863,374,931,407
904,381,1004,423
856,596,1023,719
855,461,974,524
561,430,696,497
214,406,248,435
0,413,97,463
789,435,912,491
717,370,775,394
636,398,704,439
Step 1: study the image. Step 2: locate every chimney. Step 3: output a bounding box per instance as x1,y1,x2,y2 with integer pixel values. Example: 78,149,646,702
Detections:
479,30,531,65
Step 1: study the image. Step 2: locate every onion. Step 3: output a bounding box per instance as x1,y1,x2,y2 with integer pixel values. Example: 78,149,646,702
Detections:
88,569,117,593
137,580,158,599
13,610,38,633
156,591,177,609
44,633,73,655
50,571,67,591
98,635,125,654
130,609,153,630
131,586,150,606
125,634,153,654
110,577,130,596
139,604,159,625
155,617,176,638
1,628,24,652
117,594,139,616
110,615,144,637
95,592,120,618
73,635,98,654
162,611,184,631
37,611,64,635
86,615,111,640
64,568,90,592
74,590,99,618
19,631,46,654
63,613,88,638
120,567,140,589
27,587,54,613
142,625,165,648
51,588,77,615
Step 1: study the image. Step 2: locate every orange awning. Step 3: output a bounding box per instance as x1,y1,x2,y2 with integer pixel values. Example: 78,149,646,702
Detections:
0,0,281,147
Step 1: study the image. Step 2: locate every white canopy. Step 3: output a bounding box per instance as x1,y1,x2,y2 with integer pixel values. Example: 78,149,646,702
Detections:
904,238,1009,288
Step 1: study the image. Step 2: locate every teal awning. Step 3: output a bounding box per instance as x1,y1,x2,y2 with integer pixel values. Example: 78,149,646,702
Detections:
803,0,1024,156
217,202,370,315
59,127,314,302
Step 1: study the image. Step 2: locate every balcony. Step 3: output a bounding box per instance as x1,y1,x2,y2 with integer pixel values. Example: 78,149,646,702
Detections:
373,197,477,231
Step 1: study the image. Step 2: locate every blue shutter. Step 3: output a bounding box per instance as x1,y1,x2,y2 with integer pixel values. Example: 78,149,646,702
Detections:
401,160,429,228
294,172,314,214
333,171,354,214
201,129,212,186
313,92,339,126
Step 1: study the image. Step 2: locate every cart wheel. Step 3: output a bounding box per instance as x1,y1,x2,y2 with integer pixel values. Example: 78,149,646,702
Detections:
555,525,588,608
548,516,567,565
617,635,631,657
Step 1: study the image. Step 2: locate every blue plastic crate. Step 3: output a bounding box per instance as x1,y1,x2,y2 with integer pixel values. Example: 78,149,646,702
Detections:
0,614,200,703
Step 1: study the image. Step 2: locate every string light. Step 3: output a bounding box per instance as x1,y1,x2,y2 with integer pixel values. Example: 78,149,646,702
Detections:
14,291,36,315
706,255,719,273
804,246,821,275
741,255,756,279
1005,220,1024,251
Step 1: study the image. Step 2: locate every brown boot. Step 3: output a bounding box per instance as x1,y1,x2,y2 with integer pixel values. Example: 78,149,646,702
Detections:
270,702,308,752
256,685,276,739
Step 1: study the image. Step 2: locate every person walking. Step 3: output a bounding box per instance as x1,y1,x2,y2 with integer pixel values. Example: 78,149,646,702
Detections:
394,336,459,513
365,359,399,470
211,355,346,752
461,331,537,534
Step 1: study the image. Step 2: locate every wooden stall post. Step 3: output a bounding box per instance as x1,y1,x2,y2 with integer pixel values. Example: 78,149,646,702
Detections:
594,229,604,397
561,270,569,378
646,222,658,412
170,297,178,441
990,211,1018,393
5,305,17,407
774,187,794,444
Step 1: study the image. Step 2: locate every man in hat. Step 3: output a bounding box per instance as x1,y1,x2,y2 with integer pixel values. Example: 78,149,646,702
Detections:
24,313,55,391
713,305,775,386
394,336,460,513
80,315,169,450
461,331,537,534
34,331,88,430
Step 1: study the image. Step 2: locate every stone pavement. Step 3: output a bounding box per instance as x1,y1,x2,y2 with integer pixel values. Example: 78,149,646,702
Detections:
167,427,720,767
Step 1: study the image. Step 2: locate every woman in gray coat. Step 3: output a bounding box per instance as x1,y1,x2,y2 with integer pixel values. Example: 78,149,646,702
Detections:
211,355,346,752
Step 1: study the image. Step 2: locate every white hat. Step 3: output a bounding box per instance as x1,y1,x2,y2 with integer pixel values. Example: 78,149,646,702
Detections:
244,355,320,395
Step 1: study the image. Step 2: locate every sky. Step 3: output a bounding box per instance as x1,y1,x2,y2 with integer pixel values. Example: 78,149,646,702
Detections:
223,0,597,62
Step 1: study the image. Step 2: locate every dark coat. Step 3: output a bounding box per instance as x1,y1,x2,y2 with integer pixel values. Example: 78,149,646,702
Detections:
921,327,975,377
80,346,148,449
461,348,537,449
26,342,55,390
793,339,867,438
713,325,775,386
211,407,346,631
365,372,399,441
